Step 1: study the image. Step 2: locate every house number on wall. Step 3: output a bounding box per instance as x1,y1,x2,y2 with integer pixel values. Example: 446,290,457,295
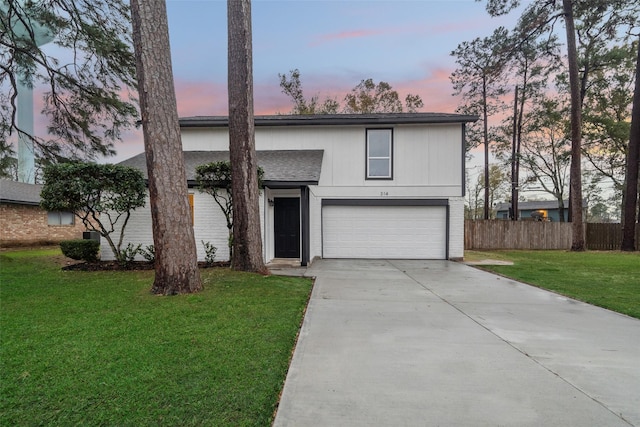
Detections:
380,191,389,196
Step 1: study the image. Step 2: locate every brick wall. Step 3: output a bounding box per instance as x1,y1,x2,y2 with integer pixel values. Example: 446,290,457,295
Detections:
0,203,86,247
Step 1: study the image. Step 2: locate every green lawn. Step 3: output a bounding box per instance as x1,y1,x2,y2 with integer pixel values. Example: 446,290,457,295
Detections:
0,248,312,426
466,250,640,319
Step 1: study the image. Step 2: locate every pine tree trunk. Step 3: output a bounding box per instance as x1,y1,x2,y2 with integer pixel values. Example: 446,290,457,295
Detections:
130,0,202,294
482,76,490,220
621,35,640,251
227,0,267,273
563,0,585,251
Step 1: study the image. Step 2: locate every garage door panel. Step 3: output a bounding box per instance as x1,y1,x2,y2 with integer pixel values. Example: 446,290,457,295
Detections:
322,205,447,259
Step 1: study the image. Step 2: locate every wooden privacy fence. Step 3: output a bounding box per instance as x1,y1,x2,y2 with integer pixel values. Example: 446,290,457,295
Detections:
586,223,640,250
465,221,640,250
465,220,572,250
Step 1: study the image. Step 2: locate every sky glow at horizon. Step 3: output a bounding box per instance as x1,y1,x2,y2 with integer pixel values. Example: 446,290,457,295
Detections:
23,0,527,165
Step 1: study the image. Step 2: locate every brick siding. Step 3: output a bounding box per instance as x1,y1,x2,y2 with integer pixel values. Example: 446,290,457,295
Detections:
0,203,86,247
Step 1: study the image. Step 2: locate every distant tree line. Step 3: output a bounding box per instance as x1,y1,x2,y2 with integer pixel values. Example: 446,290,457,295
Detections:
279,69,423,115
451,0,639,251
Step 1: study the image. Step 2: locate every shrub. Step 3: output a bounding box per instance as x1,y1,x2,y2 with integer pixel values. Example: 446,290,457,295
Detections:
202,241,217,266
140,244,155,262
60,239,100,262
41,162,146,263
118,243,142,267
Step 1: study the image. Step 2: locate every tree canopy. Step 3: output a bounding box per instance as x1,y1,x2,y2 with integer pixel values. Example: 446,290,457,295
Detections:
451,27,510,219
40,162,146,261
278,69,339,114
459,0,639,245
279,69,423,114
0,0,138,161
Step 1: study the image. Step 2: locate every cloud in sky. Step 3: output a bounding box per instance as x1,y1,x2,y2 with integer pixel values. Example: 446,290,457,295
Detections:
308,12,497,50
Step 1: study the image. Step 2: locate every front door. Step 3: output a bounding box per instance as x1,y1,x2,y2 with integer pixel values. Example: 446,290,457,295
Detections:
274,198,300,258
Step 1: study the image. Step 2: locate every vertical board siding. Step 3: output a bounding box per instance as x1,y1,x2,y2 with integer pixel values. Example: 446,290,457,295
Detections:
465,220,573,250
585,223,640,251
586,223,621,250
465,221,639,250
449,197,465,258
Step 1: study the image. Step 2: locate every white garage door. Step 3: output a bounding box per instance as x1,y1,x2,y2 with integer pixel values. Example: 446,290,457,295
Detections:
322,205,447,259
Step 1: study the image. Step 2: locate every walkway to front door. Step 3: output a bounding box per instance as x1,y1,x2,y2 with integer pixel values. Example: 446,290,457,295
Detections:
274,198,300,258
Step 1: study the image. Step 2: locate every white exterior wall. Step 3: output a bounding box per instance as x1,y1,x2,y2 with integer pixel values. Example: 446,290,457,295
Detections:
192,190,232,262
100,195,154,261
182,123,463,194
181,128,229,151
448,197,465,259
193,190,265,262
182,123,466,262
309,188,322,261
104,122,465,262
100,191,264,262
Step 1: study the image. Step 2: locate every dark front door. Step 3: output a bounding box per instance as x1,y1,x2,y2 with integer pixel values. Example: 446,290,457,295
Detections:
274,198,300,258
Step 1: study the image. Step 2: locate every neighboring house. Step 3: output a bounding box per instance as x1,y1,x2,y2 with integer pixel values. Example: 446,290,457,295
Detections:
0,179,85,247
106,113,477,264
495,200,586,222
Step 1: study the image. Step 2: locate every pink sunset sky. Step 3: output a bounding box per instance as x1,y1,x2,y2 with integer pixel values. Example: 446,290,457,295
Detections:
32,0,526,164
163,0,521,117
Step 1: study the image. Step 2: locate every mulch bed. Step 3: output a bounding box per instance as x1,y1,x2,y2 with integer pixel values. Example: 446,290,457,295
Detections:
2,246,230,271
62,261,229,271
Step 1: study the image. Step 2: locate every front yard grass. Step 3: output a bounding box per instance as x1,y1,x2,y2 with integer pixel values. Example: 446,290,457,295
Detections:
0,248,312,426
466,250,640,319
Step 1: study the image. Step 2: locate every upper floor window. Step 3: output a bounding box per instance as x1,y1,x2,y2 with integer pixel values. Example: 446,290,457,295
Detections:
366,128,393,179
48,211,75,226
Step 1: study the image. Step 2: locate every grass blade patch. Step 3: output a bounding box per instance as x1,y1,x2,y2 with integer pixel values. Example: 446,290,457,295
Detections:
1,249,312,426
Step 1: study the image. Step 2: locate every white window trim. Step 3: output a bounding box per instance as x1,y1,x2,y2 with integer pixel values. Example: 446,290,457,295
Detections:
366,128,393,180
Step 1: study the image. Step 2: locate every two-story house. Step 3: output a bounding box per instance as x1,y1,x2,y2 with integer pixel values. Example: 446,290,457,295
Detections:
104,113,477,265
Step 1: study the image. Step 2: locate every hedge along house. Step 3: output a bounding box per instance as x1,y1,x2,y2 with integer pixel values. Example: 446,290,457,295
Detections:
107,113,477,265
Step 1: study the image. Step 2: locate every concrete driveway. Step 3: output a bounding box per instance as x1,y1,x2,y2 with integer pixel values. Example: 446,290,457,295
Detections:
273,259,640,427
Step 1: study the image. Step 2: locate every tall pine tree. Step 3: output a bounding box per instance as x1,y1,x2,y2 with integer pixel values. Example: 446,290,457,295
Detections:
130,0,202,294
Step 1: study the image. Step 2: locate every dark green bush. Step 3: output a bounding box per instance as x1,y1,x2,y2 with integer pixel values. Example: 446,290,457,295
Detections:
60,239,100,262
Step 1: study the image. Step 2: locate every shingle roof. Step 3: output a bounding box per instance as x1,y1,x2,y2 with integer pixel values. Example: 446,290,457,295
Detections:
119,150,324,185
179,113,478,128
0,179,42,205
